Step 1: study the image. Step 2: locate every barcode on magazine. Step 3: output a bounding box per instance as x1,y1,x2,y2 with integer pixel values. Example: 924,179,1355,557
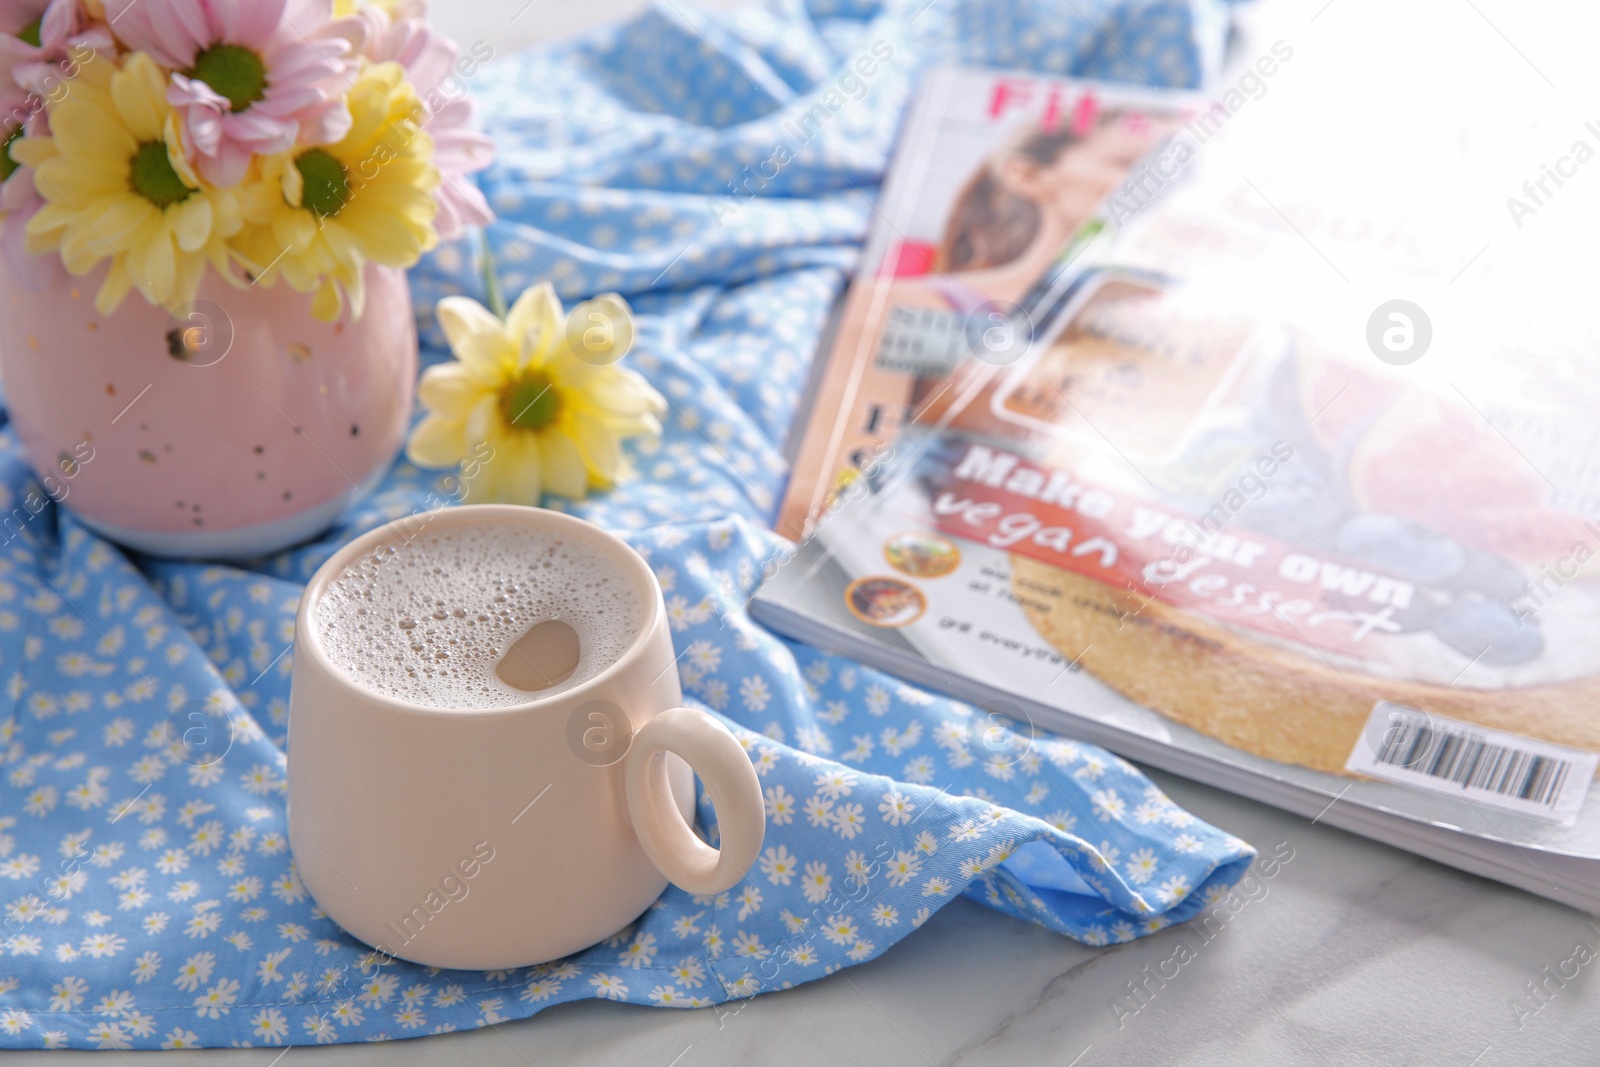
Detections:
1346,702,1598,825
1379,723,1572,803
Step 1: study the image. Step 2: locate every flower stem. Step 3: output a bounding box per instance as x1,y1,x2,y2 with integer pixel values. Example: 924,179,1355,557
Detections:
478,228,507,320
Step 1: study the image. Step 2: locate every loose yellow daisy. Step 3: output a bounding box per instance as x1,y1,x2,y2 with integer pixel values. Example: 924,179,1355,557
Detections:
406,283,667,503
234,60,438,321
18,52,243,314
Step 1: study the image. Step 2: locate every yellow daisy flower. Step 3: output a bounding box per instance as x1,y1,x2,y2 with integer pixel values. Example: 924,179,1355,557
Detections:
234,60,439,321
17,52,243,314
406,283,667,503
333,0,415,14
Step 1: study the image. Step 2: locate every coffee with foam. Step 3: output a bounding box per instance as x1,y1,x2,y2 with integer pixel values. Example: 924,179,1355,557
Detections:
315,521,644,709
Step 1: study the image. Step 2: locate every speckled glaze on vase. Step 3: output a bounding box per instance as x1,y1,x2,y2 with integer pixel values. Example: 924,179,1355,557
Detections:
0,257,416,559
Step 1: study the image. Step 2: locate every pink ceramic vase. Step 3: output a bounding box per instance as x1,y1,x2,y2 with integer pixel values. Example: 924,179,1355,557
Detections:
0,258,416,559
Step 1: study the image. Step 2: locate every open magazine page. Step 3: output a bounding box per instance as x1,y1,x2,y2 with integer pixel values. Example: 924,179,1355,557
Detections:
777,67,1199,539
756,73,1600,902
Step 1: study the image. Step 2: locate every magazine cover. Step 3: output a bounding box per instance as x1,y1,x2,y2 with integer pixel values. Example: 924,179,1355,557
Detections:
777,67,1199,540
756,100,1600,907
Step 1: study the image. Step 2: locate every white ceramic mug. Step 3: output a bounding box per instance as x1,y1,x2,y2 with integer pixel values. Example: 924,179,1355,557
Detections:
286,505,765,969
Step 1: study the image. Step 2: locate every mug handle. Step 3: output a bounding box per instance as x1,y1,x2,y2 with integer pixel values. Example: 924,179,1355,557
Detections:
624,707,765,896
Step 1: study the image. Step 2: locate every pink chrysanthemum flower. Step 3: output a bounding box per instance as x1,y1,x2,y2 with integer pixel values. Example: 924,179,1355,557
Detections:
0,92,49,280
0,1,103,277
0,0,111,98
334,1,491,239
0,83,42,216
103,0,356,187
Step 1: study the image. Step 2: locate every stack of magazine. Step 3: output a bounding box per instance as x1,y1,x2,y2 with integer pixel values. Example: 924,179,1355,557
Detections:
755,66,1600,910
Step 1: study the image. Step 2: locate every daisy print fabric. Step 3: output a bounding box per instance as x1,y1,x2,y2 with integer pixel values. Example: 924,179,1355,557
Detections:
0,0,1253,1051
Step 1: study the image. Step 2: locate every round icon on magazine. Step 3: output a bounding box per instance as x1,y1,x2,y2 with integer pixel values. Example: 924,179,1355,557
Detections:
883,531,961,579
963,299,1034,366
844,576,927,629
1358,700,1439,770
1365,299,1431,366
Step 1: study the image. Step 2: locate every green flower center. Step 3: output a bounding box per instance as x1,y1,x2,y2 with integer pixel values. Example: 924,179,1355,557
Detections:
16,17,41,48
295,149,350,218
129,141,194,208
501,371,561,430
187,43,267,113
0,128,20,182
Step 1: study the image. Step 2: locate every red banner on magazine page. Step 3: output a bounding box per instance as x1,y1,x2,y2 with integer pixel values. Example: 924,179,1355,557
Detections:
925,441,1416,659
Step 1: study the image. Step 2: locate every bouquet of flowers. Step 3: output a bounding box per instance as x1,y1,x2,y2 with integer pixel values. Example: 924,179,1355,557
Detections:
0,0,493,320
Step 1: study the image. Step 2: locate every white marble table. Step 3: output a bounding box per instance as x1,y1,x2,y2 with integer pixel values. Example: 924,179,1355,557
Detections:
14,1,1595,1063
11,768,1594,1066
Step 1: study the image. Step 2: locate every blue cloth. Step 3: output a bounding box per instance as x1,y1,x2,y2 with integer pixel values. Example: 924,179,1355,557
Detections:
0,0,1252,1050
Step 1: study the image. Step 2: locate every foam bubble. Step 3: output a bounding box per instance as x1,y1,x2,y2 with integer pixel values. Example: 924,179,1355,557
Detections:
315,522,644,709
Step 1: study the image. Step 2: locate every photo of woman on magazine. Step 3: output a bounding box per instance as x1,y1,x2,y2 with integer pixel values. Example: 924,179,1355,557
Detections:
790,106,1177,527
854,105,1167,349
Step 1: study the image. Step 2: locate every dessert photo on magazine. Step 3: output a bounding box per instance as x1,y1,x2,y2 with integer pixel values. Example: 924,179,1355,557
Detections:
758,65,1600,910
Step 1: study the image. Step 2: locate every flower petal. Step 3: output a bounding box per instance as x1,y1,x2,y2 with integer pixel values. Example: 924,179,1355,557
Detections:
539,430,588,499
495,432,544,505
595,412,663,439
111,54,171,142
435,295,508,376
462,430,500,503
169,197,213,253
131,230,176,306
310,277,342,322
405,414,468,469
92,198,161,249
94,259,135,316
572,416,622,486
464,391,499,442
280,155,305,208
582,368,668,418
416,362,481,414
505,281,561,369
